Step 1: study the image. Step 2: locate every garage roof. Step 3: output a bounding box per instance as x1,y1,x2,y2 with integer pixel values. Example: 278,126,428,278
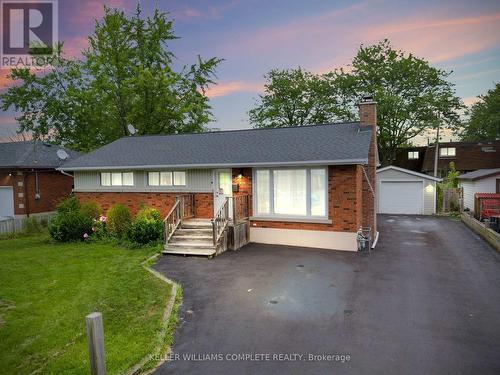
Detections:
377,165,442,181
457,168,500,181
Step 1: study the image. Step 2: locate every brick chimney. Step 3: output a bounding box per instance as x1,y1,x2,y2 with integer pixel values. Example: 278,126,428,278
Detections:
358,95,378,236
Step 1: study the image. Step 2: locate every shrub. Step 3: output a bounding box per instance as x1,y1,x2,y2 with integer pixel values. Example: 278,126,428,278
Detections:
128,207,163,245
107,204,132,238
24,217,43,234
80,201,102,221
56,196,80,213
49,211,93,242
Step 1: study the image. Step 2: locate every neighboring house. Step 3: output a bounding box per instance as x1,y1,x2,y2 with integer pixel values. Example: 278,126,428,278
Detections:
458,169,500,212
0,141,80,218
60,98,378,252
377,166,441,215
393,140,500,177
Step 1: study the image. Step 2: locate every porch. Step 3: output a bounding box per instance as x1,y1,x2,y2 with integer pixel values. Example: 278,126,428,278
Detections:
162,193,251,258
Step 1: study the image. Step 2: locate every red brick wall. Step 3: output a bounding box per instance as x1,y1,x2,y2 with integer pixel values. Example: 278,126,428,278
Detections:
235,165,362,233
0,170,73,215
232,168,253,217
75,191,214,219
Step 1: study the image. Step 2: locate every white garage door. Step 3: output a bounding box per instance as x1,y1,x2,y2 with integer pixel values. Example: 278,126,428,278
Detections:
0,187,15,218
379,181,423,214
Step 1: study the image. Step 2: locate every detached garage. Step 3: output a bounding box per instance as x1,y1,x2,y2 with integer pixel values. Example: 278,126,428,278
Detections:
377,166,441,215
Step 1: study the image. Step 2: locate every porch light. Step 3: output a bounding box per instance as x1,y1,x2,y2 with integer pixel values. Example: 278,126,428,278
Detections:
237,168,244,179
425,184,434,193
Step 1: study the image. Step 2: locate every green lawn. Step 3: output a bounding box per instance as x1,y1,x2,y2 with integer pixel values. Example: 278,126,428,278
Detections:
0,234,173,375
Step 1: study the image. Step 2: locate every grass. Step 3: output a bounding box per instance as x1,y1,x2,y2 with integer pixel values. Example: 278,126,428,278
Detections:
0,233,174,375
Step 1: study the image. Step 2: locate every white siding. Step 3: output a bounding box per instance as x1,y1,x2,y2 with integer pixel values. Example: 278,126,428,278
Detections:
377,168,437,215
459,174,499,213
74,169,213,192
460,180,475,211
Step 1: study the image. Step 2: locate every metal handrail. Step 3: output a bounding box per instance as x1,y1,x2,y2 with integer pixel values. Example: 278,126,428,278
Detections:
212,197,229,246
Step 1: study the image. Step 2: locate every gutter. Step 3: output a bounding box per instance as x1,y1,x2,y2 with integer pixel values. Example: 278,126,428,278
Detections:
59,170,74,178
57,158,370,172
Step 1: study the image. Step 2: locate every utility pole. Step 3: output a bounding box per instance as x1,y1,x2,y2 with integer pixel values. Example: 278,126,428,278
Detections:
433,117,440,178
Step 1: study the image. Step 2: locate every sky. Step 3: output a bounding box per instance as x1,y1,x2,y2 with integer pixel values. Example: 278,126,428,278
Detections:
1,0,500,144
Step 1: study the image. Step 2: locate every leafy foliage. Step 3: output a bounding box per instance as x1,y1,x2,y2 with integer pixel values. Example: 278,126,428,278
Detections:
0,4,221,151
106,204,132,238
460,83,500,141
49,211,93,242
80,201,102,221
249,67,353,128
55,195,80,213
128,206,163,245
249,40,463,165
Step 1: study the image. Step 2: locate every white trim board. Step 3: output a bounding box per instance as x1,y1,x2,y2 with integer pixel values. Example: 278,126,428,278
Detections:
377,165,442,182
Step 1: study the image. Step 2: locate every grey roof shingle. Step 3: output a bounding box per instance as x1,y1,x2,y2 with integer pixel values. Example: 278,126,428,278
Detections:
61,122,372,170
458,168,500,180
0,141,81,169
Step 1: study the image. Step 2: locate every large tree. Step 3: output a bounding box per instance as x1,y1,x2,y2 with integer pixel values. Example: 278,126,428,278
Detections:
332,40,463,164
249,67,354,128
0,5,221,151
460,83,500,141
249,40,463,164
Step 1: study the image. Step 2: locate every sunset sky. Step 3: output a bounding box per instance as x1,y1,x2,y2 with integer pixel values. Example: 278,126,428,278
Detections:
1,0,500,142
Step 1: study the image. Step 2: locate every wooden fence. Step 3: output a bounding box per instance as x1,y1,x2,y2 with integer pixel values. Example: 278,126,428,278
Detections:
442,187,463,213
0,213,55,235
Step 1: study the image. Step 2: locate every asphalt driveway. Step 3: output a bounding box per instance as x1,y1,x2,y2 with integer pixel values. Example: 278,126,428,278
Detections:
153,215,500,375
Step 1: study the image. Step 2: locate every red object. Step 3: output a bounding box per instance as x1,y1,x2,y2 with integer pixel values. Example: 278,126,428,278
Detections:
475,193,500,220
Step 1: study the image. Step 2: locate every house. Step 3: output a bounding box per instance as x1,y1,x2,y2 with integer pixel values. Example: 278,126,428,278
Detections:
393,140,500,177
377,166,441,215
60,97,378,254
458,169,500,212
0,141,80,218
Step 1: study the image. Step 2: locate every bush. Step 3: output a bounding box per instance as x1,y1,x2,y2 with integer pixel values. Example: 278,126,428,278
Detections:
128,207,163,245
24,217,44,234
49,211,93,242
56,196,80,213
80,201,102,221
107,204,132,238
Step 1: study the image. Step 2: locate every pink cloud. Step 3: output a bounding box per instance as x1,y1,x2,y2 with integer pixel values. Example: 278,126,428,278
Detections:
61,36,89,59
462,96,482,107
205,81,263,98
175,1,241,21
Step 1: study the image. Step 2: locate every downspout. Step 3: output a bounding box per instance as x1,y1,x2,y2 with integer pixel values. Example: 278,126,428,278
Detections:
59,170,74,178
23,172,30,218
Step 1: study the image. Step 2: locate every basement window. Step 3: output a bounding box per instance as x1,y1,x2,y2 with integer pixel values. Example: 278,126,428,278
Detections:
253,167,327,218
101,172,134,186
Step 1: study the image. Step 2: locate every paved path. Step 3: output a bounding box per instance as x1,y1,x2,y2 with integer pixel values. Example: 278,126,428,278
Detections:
153,215,500,374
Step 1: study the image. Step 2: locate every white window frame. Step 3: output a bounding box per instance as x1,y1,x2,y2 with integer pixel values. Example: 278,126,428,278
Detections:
100,172,134,186
148,171,186,186
408,151,419,160
252,167,328,219
439,147,456,157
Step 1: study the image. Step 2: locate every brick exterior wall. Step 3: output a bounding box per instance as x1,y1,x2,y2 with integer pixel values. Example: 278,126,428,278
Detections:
75,191,214,219
0,170,74,216
359,100,377,233
233,165,363,233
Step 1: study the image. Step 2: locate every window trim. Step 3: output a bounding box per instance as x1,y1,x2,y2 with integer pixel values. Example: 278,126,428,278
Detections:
101,172,134,186
252,167,328,220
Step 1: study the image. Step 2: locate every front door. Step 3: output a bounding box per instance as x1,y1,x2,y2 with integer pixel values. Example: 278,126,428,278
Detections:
214,169,232,218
